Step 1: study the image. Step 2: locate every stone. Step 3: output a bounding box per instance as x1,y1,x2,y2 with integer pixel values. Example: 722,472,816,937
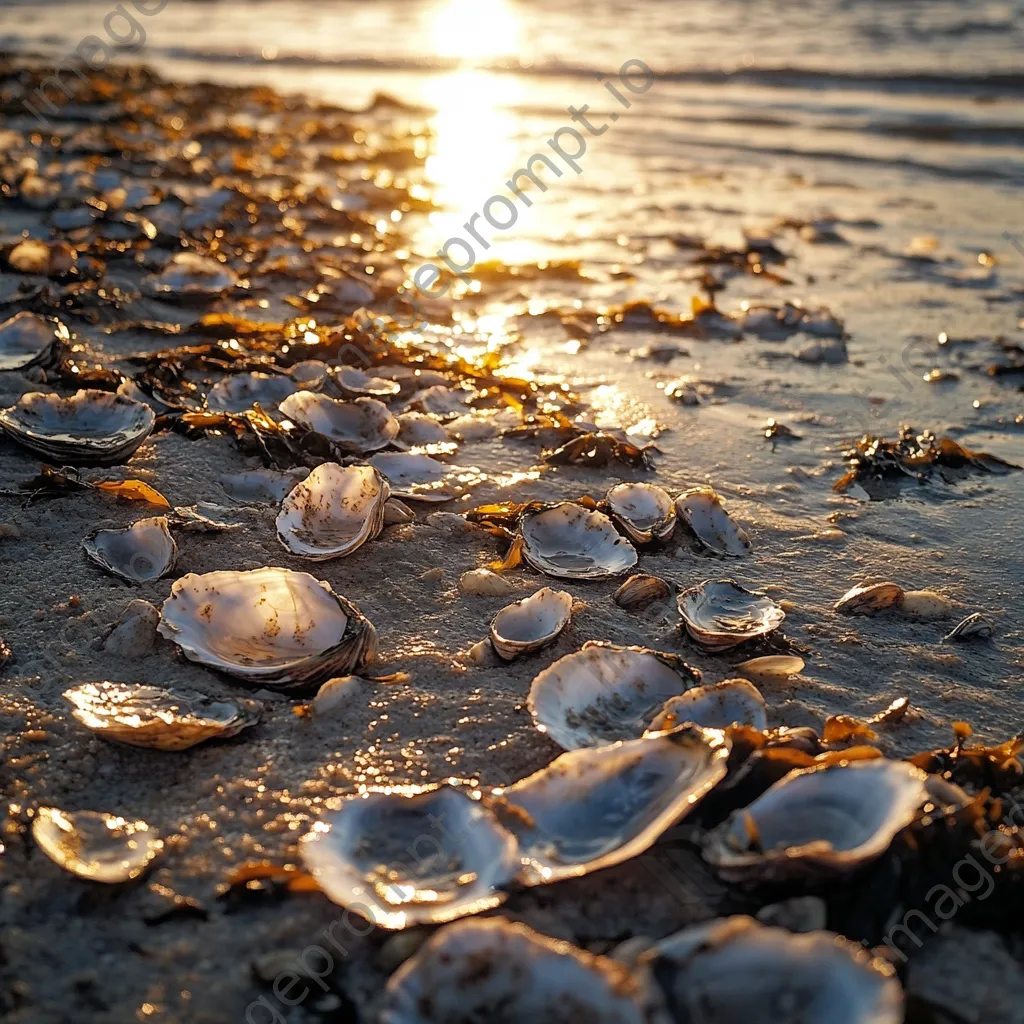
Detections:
102,599,158,658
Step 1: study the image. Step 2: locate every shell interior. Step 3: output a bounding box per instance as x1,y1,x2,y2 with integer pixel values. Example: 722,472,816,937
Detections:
332,364,401,397
490,588,573,660
0,311,66,371
82,516,178,582
520,502,638,580
220,467,310,504
142,252,237,298
648,678,767,732
606,482,676,543
678,579,785,651
675,486,751,556
369,452,454,502
206,372,298,414
279,392,399,454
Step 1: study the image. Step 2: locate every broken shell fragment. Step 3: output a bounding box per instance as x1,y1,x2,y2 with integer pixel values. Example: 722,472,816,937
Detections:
0,311,67,372
529,641,701,749
703,759,970,882
311,675,369,716
944,612,993,641
490,587,573,660
381,917,663,1024
369,452,454,502
613,573,672,611
899,589,954,621
648,678,767,733
835,582,905,615
205,372,298,414
331,364,401,398
520,502,637,580
496,725,729,885
300,785,519,929
32,807,162,883
735,654,805,681
606,482,676,544
62,681,260,750
678,579,785,651
141,251,237,299
157,567,376,692
0,389,155,464
383,497,416,525
219,467,310,504
279,392,399,454
459,568,513,596
646,916,902,1024
276,463,390,560
675,486,751,556
82,516,178,582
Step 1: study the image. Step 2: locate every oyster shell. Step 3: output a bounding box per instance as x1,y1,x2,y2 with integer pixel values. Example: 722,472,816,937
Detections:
613,573,672,611
381,917,664,1024
276,463,390,560
648,678,767,732
32,807,162,883
205,372,298,414
63,681,260,750
300,785,519,929
496,725,729,884
395,412,452,452
0,312,67,372
606,482,676,544
735,654,805,681
219,467,310,504
158,567,376,692
369,452,454,502
678,579,785,651
529,642,701,749
141,251,237,298
279,392,399,454
944,612,993,641
675,486,751,556
703,759,970,881
82,516,178,582
645,916,902,1024
490,587,573,660
331,364,401,398
520,502,637,580
0,389,155,464
835,582,904,615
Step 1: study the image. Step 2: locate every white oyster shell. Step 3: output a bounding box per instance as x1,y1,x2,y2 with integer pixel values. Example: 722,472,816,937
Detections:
219,467,310,504
82,516,178,582
381,917,666,1024
279,392,399,454
157,567,376,692
141,251,237,298
520,502,637,580
0,389,155,464
0,312,67,371
205,372,298,414
369,452,454,502
703,759,970,881
529,642,701,749
675,486,750,556
648,678,767,733
276,463,389,560
606,482,676,544
678,579,785,651
300,785,519,929
331,364,401,398
496,725,729,885
490,587,573,660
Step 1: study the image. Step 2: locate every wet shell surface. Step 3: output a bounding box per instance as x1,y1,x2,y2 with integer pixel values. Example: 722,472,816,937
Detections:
835,582,905,615
490,587,573,660
606,482,676,544
63,681,260,751
32,807,162,883
675,486,751,556
300,785,519,929
529,642,701,749
496,725,730,885
276,463,390,560
0,389,155,464
157,567,377,692
380,917,664,1024
520,502,637,580
646,916,902,1024
369,452,454,502
0,311,67,371
82,516,178,583
648,678,767,732
141,252,237,298
331,364,401,398
205,372,298,414
703,759,970,882
279,392,399,454
678,579,785,651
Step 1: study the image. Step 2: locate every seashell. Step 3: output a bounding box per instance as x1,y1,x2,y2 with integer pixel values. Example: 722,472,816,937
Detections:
944,612,993,642
395,413,452,451
141,252,237,298
157,567,376,692
8,238,53,274
299,785,519,929
678,579,785,651
63,681,260,750
102,599,159,657
381,917,664,1024
646,916,901,1024
276,463,389,560
331,364,401,398
834,582,905,615
459,568,514,597
205,372,298,414
408,384,471,419
32,807,162,883
795,337,848,365
219,467,310,504
289,360,329,388
279,392,399,454
311,675,369,716
675,486,751,556
369,452,454,502
648,678,767,733
606,482,676,544
613,573,672,611
82,516,178,582
383,498,416,525
703,759,970,882
735,654,805,681
496,725,729,885
0,389,155,464
490,587,573,660
529,641,701,749
899,589,953,621
520,502,637,580
0,312,67,372
165,503,242,533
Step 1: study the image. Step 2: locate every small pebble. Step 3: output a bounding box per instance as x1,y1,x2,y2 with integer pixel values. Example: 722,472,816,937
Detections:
102,599,159,658
425,511,475,535
460,569,514,597
0,523,22,539
466,640,493,664
312,676,368,716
